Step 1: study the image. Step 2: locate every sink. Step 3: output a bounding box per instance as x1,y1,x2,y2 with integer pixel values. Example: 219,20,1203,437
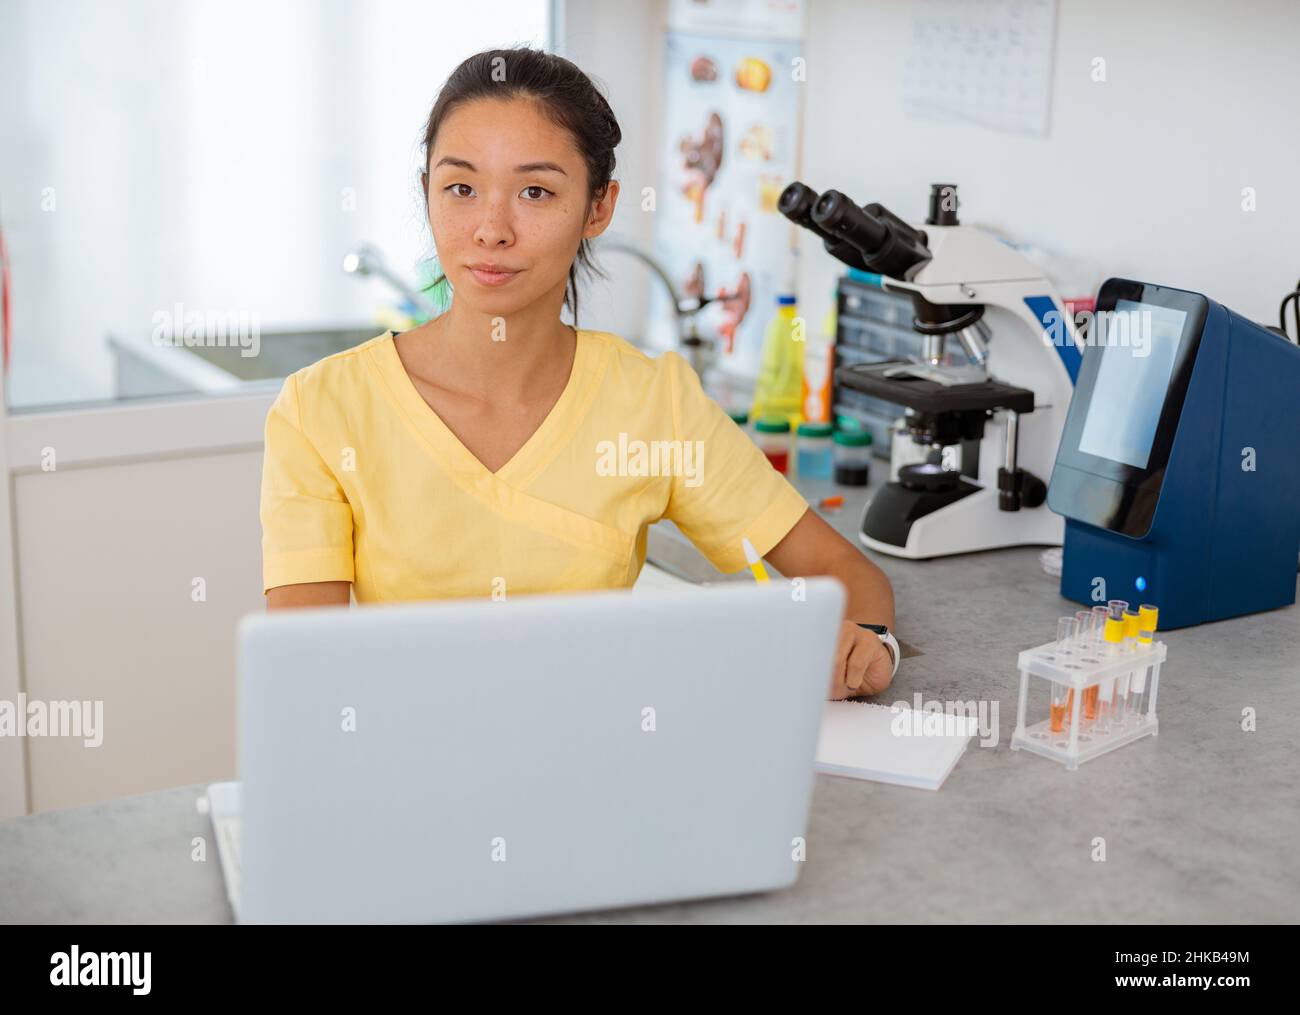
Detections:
182,326,381,381
108,325,383,398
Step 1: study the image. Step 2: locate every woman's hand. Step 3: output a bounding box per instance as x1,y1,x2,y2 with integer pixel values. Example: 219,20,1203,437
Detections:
760,510,898,700
827,621,895,699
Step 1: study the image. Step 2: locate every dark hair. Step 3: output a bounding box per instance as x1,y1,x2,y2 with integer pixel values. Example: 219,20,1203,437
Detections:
418,46,622,326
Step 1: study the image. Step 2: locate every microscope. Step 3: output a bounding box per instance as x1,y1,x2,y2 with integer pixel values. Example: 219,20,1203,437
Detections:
780,181,1081,558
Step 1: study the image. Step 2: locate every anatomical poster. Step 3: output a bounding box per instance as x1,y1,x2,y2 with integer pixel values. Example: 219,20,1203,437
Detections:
646,18,805,378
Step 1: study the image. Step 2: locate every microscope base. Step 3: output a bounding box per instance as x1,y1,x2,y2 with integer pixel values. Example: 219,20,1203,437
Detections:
859,484,1063,559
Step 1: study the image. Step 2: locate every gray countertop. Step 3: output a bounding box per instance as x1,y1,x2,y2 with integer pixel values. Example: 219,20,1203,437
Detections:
3,465,1298,924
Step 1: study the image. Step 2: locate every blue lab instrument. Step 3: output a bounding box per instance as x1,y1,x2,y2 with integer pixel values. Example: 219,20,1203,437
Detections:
1047,278,1300,629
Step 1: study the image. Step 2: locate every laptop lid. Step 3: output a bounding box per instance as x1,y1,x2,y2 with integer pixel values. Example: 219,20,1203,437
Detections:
236,578,845,923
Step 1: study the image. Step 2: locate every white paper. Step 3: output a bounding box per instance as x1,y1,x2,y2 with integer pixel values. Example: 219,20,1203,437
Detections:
815,701,976,790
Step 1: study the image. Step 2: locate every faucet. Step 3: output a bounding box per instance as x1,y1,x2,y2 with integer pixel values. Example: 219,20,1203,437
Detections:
343,244,439,319
596,238,719,378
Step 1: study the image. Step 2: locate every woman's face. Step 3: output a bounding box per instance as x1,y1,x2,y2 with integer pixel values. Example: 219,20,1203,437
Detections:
426,96,617,317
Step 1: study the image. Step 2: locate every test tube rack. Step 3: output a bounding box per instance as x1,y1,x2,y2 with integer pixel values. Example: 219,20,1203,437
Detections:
1009,636,1166,771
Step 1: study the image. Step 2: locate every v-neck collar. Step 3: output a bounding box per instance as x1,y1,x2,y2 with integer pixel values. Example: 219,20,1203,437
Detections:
369,326,599,489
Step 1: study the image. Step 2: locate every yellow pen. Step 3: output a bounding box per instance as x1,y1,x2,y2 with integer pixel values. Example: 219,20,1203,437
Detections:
741,537,770,584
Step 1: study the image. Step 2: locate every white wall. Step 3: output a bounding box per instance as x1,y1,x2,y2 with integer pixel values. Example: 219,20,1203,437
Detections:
553,0,668,340
796,0,1300,334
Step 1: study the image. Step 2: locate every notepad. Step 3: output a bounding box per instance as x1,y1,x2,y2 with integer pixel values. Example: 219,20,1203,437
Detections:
815,701,976,790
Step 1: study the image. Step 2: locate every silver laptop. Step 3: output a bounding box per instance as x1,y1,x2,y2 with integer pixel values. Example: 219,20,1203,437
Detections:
209,578,845,923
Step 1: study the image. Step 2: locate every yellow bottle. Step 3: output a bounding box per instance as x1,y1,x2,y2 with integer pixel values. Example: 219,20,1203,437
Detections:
751,294,804,425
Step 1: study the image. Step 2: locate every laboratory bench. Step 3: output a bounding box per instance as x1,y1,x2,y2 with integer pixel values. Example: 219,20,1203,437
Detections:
1,469,1297,925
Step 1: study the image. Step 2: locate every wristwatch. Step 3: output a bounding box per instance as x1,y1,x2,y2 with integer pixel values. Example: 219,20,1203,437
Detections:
856,623,900,678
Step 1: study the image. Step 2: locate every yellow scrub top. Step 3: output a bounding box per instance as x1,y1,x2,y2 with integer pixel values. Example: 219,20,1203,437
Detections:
260,329,810,602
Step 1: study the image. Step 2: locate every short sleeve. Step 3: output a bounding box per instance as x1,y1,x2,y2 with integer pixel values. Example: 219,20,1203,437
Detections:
661,351,809,574
260,373,355,593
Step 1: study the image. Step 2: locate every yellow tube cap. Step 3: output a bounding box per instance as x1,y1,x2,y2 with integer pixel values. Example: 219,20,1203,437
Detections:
1123,610,1141,638
1139,603,1159,631
1104,616,1124,643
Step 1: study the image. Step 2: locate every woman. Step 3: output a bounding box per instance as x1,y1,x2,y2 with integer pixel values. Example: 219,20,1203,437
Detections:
260,47,897,698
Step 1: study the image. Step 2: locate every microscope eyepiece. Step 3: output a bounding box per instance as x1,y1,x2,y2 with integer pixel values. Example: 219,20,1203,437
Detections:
777,181,813,218
779,181,935,278
778,180,872,272
810,190,889,256
777,181,831,241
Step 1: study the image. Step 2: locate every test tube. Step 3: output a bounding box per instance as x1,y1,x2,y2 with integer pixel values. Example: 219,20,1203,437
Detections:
1102,615,1125,655
1089,605,1110,652
1055,616,1077,656
1107,599,1129,620
1129,605,1160,722
1092,615,1125,724
1129,629,1154,719
1114,610,1141,725
1097,615,1121,731
1078,607,1107,723
1074,609,1093,648
1094,675,1113,731
1050,617,1077,733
